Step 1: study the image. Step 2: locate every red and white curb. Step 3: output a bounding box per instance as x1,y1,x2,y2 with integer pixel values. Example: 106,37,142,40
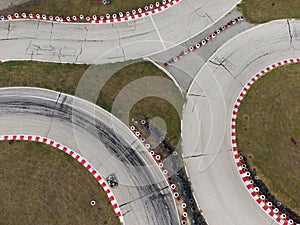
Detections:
0,0,181,24
231,58,300,225
163,16,244,67
0,134,125,224
130,125,187,224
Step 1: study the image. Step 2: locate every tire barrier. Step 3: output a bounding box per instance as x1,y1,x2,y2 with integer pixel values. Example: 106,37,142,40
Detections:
171,184,176,190
0,134,125,224
130,121,208,225
231,58,300,225
90,200,96,206
0,0,182,25
130,123,186,220
163,17,244,67
129,124,180,200
132,118,175,154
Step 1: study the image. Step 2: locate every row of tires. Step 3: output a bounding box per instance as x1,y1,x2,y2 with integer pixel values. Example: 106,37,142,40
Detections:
231,58,300,225
132,119,207,224
163,16,244,67
0,0,181,24
238,153,299,224
130,124,190,224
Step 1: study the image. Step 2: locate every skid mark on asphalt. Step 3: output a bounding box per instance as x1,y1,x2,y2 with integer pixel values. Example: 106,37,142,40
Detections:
183,149,231,159
209,58,244,87
287,19,294,49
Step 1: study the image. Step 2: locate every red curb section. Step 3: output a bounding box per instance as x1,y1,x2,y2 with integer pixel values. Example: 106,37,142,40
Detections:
0,134,125,224
230,58,300,225
0,0,182,25
163,17,244,67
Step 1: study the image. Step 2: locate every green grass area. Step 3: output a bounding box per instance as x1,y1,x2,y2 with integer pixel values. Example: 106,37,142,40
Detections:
236,63,300,214
96,62,184,147
130,97,182,147
0,61,87,93
238,0,300,24
0,60,184,223
0,0,157,16
0,60,183,152
0,141,120,225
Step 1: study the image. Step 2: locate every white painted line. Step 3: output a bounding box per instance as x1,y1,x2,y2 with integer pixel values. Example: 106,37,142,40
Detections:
230,58,300,225
150,15,167,50
144,57,183,94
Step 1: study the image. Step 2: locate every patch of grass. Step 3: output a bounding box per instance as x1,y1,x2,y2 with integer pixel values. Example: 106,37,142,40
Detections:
0,59,184,155
0,141,120,225
237,0,300,24
97,61,169,109
0,0,157,16
97,61,184,147
0,61,88,93
130,97,182,147
236,63,300,214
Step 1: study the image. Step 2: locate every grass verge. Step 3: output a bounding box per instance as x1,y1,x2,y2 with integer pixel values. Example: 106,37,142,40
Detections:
237,0,300,24
0,0,157,16
0,141,120,225
236,63,300,214
0,59,183,156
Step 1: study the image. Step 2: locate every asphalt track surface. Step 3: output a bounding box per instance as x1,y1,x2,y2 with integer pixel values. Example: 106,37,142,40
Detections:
182,19,300,225
0,0,240,64
1,1,300,225
149,8,253,92
0,87,179,225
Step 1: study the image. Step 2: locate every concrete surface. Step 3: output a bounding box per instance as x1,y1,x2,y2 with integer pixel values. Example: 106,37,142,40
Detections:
149,9,254,93
0,0,240,64
2,1,300,225
0,87,180,225
182,19,300,225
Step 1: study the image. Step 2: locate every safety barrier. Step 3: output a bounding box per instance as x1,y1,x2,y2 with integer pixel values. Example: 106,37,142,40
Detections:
163,16,244,67
0,134,125,225
130,124,188,223
131,121,208,225
231,58,300,225
0,0,181,24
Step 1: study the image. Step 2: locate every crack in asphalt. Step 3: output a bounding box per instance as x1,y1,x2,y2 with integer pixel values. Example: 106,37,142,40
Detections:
49,22,54,48
237,52,270,79
75,26,88,63
119,185,169,208
45,92,62,138
34,20,40,37
130,139,138,146
0,36,106,43
114,25,126,62
25,40,32,52
119,31,154,41
6,21,11,39
32,44,41,52
209,59,244,87
57,48,62,62
25,41,77,62
287,19,294,49
122,209,132,217
204,13,214,23
183,149,231,159
188,93,206,97
185,0,208,21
